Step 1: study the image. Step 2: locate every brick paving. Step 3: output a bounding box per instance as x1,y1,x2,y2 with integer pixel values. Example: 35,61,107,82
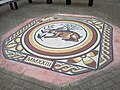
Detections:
0,66,120,90
0,0,120,90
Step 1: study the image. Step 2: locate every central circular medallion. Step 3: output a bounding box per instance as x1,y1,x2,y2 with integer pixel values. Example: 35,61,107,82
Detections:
35,21,87,49
21,20,101,59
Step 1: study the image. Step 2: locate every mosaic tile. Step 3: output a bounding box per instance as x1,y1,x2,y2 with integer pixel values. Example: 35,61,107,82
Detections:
2,14,113,75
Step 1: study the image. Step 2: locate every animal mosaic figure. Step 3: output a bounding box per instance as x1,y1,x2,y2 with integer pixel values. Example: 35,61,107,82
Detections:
38,27,82,42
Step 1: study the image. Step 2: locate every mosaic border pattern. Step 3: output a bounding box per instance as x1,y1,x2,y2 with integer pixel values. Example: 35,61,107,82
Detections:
2,15,113,75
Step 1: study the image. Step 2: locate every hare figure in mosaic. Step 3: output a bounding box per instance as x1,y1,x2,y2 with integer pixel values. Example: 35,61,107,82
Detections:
41,27,82,42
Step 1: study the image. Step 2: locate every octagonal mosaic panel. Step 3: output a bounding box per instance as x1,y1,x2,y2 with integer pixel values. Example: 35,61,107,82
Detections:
2,14,113,75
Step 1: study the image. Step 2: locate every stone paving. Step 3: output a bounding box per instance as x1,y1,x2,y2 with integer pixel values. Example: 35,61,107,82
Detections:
1,65,120,90
0,0,120,90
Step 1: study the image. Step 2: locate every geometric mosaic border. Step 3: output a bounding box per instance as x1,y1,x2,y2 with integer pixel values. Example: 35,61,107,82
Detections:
2,14,113,75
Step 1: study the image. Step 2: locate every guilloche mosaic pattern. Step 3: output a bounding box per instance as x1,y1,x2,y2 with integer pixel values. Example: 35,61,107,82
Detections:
2,15,113,75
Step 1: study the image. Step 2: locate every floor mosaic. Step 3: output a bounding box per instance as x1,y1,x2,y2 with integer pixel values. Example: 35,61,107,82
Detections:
2,14,113,76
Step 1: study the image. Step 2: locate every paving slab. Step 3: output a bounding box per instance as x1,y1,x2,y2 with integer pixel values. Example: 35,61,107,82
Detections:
101,79,114,89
